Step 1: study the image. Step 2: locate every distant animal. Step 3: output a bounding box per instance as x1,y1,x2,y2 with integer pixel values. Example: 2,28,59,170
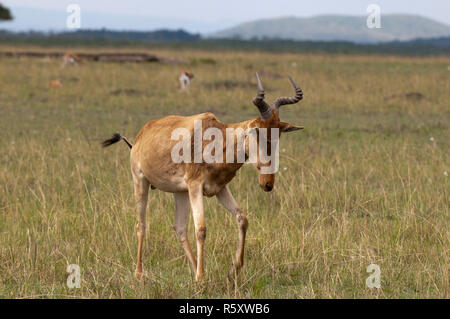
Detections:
46,80,62,88
384,92,425,102
102,73,304,282
179,70,194,91
62,53,82,67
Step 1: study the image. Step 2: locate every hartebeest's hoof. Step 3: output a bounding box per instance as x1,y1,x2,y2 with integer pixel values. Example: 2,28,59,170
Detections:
135,269,143,281
195,273,205,282
227,262,242,282
227,270,235,282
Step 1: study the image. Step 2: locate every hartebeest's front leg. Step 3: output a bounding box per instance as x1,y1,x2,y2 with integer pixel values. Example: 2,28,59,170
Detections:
132,170,150,280
188,183,206,281
173,192,197,272
216,186,249,280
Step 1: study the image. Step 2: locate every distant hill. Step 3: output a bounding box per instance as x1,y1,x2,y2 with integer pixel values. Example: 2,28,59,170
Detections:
211,15,450,43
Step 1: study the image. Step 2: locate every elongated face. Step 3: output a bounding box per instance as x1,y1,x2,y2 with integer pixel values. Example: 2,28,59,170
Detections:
253,111,303,192
250,73,304,192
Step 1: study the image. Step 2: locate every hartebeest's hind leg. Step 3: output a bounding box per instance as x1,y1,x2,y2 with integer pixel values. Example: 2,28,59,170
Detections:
188,183,206,281
216,186,248,280
173,192,197,273
132,169,150,280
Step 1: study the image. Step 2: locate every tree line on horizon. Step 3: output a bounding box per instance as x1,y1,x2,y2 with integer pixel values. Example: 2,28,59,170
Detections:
0,28,449,56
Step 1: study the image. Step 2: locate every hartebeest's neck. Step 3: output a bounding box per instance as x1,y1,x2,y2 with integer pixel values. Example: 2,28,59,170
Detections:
223,118,260,168
226,118,257,131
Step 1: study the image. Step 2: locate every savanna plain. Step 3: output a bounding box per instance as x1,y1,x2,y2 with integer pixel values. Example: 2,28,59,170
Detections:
0,46,448,298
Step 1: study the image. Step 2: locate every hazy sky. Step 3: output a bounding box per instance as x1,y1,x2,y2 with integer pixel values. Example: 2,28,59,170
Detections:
2,0,449,33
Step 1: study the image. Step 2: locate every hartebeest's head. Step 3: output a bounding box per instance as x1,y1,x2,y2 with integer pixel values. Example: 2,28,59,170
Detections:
251,73,304,192
184,70,194,79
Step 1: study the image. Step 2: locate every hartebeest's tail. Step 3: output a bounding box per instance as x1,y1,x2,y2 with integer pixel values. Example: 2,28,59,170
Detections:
102,133,133,149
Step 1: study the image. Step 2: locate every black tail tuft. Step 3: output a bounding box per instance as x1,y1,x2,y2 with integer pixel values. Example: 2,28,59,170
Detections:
102,133,121,148
102,133,133,149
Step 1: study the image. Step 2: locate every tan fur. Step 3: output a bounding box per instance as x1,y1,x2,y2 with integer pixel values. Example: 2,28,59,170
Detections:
62,53,82,67
130,110,302,281
132,113,241,195
46,80,62,88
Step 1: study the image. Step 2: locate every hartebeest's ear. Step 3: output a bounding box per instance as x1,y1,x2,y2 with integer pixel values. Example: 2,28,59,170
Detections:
279,121,304,133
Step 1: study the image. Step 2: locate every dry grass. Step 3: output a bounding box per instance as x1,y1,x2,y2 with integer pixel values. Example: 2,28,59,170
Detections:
0,46,448,298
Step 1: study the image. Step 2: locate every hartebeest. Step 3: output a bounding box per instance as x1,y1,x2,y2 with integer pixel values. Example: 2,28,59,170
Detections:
62,52,82,67
179,70,194,91
46,80,62,88
102,73,303,281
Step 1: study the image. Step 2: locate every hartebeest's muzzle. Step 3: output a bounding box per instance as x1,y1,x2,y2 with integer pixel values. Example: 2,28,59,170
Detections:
259,174,275,192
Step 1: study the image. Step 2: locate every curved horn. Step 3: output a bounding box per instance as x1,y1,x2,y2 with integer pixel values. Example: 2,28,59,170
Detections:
272,76,303,112
252,73,272,120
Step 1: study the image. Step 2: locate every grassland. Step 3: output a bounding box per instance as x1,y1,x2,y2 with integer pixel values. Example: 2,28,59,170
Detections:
0,46,448,298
